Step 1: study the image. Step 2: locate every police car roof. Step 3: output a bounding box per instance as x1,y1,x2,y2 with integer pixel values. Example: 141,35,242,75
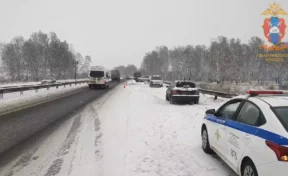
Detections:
231,94,288,107
255,96,288,107
232,95,248,99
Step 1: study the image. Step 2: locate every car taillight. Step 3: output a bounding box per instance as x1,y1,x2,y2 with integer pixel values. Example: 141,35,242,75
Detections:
172,90,179,95
266,140,288,161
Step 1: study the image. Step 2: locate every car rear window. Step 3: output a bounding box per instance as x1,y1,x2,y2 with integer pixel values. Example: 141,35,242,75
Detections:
273,107,288,131
151,77,161,80
175,82,195,88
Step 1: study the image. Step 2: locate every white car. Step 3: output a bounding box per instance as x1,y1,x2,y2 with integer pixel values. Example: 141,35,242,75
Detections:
41,77,56,84
150,75,163,87
201,90,288,176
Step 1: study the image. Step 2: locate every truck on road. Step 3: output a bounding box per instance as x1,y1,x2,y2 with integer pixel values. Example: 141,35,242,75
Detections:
111,70,120,82
134,72,141,82
88,66,110,89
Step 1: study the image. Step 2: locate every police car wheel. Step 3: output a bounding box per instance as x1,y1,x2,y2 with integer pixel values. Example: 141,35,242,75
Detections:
242,160,258,176
202,128,212,153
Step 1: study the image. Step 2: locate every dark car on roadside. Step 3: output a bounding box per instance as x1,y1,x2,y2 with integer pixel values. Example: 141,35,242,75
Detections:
165,80,200,104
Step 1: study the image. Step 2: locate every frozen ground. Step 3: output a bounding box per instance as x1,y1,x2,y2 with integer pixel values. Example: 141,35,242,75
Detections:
0,83,87,115
0,79,87,88
0,80,236,176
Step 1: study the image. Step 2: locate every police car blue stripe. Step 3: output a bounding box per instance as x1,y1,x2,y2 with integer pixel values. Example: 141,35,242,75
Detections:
206,115,288,145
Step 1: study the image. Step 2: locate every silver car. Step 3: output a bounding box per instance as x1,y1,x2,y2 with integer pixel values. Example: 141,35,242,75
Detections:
41,77,56,84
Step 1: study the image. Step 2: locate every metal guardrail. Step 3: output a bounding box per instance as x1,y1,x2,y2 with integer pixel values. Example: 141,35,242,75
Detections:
198,89,238,100
0,80,88,98
163,81,238,100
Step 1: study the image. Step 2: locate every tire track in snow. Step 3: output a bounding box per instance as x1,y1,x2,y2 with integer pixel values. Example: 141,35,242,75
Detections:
92,105,103,158
123,89,132,176
43,115,82,176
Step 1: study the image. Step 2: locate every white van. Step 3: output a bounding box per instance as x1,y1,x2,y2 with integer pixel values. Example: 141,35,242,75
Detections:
88,66,110,89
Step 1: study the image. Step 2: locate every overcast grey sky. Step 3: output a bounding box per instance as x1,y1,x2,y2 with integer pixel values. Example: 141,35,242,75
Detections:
0,0,287,69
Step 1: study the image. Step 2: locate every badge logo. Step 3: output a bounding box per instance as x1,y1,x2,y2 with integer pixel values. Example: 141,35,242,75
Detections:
215,129,221,140
262,3,288,45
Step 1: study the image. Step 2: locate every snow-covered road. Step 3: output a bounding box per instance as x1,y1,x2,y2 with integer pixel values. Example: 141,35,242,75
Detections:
0,81,236,176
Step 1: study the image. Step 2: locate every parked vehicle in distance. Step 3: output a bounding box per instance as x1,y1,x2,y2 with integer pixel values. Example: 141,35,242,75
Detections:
150,75,163,87
41,77,56,84
134,72,141,82
139,75,150,82
88,66,110,89
166,80,199,104
111,70,120,82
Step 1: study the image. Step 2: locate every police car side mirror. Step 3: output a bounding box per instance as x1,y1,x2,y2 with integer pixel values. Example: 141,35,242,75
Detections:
166,85,169,88
206,109,215,115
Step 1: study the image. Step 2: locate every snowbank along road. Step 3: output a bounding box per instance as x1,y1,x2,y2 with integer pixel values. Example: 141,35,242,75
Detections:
0,80,237,176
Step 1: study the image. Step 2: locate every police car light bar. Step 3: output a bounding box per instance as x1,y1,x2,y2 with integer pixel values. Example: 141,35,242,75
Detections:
246,90,287,95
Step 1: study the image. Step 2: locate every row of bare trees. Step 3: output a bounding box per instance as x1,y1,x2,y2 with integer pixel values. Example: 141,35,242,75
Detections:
140,36,288,84
0,31,91,82
113,64,138,76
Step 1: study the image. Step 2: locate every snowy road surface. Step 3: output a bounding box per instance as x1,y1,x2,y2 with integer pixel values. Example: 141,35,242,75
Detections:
0,81,236,176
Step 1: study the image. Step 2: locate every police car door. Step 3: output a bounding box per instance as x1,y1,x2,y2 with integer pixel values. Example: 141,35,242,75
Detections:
212,100,242,159
225,101,263,170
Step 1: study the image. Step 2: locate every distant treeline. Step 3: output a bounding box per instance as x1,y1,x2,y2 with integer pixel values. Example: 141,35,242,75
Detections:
140,36,288,84
0,31,91,81
113,64,138,77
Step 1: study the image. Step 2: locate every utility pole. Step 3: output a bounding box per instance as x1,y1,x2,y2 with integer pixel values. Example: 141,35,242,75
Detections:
74,61,79,81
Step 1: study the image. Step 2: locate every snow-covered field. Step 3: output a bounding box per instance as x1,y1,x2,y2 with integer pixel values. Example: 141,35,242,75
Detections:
0,79,87,88
0,80,236,176
0,83,87,115
198,82,279,95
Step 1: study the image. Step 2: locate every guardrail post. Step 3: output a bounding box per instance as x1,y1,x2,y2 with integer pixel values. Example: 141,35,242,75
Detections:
214,95,218,101
0,93,3,99
47,86,49,90
64,84,66,88
35,89,38,93
20,90,23,95
56,85,58,89
70,84,71,87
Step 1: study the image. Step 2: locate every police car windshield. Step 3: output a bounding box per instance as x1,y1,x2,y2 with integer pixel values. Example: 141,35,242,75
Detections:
273,107,288,131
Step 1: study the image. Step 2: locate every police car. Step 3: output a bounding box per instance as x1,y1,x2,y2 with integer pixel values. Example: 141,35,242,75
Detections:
201,90,288,176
